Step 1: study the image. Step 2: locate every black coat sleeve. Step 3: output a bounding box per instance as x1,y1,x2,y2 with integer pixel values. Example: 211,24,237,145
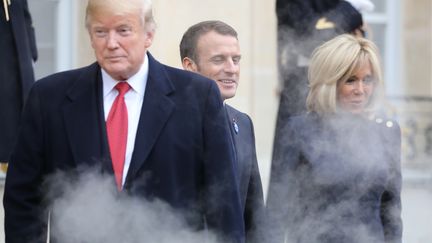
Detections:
265,118,305,243
22,0,38,61
202,83,245,243
380,122,403,243
243,116,265,243
4,83,48,243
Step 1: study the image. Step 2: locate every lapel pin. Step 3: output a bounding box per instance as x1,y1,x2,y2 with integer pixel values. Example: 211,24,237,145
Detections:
232,119,239,134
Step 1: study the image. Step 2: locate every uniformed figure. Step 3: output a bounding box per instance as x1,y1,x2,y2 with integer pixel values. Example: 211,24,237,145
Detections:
0,0,37,164
266,35,402,243
272,1,369,201
274,0,367,118
180,20,265,242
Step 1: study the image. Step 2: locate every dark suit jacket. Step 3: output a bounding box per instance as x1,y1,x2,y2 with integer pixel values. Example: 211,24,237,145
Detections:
0,0,37,161
266,112,402,243
225,105,264,242
3,53,244,243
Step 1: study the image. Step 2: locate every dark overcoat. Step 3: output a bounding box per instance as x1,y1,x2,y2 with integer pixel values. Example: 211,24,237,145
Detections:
4,53,244,243
226,104,264,242
267,113,402,243
0,0,37,161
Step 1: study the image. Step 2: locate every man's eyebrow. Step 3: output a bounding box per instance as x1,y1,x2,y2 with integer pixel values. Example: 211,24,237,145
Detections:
210,55,225,59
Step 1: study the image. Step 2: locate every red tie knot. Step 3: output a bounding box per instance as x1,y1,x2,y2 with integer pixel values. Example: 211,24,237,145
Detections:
115,82,131,97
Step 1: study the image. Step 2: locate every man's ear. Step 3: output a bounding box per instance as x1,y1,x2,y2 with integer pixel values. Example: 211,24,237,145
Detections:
144,29,155,48
182,57,198,72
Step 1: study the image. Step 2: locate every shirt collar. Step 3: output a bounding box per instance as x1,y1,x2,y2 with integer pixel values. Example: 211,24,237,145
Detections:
102,53,149,97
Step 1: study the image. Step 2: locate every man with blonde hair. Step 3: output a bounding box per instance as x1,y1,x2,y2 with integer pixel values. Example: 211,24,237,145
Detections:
4,1,244,242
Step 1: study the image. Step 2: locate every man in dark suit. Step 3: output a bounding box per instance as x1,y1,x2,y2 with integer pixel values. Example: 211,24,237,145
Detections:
3,1,244,243
0,0,37,166
180,20,265,242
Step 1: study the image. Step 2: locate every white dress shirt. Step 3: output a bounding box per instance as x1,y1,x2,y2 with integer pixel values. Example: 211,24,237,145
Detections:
102,54,149,187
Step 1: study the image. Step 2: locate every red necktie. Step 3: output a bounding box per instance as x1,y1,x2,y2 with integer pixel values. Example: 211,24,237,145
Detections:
107,82,131,190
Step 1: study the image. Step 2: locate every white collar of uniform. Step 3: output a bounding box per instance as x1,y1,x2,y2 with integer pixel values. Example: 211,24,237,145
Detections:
102,53,149,97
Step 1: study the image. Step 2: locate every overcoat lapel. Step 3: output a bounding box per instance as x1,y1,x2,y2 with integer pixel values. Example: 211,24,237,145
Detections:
62,64,111,171
226,106,252,206
126,54,175,182
10,0,36,101
225,106,239,171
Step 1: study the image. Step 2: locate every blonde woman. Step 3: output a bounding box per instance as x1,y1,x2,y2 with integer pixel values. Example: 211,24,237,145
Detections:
266,34,402,243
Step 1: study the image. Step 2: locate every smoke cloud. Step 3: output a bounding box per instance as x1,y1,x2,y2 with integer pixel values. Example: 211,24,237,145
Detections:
45,168,219,243
266,114,402,243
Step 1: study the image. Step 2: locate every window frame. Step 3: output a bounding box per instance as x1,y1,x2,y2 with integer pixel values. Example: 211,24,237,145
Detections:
363,0,402,96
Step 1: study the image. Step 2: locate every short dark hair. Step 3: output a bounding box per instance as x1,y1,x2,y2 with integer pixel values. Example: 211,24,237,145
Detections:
179,20,238,62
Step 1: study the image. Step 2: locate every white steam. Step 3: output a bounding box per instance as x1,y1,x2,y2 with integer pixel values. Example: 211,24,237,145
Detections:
46,169,219,243
266,114,402,243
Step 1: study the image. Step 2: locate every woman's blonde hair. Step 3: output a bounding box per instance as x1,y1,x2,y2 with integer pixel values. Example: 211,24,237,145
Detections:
85,0,155,32
306,34,383,115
